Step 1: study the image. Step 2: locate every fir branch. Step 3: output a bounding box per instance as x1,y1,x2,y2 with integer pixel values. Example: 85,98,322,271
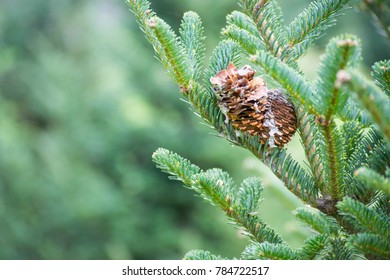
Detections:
367,191,390,215
286,0,350,58
297,109,327,193
226,11,263,40
310,35,362,202
238,177,263,213
127,0,155,34
149,17,189,86
222,25,265,56
344,127,389,200
205,40,241,78
129,0,390,260
184,250,228,260
197,168,236,207
242,242,297,260
241,139,318,205
372,60,390,97
152,148,201,186
366,137,390,176
144,36,318,207
219,134,319,205
346,127,388,175
314,34,361,121
228,206,283,244
339,99,372,126
179,12,206,81
337,197,390,238
295,207,341,235
298,234,330,260
251,50,317,115
153,148,283,244
238,0,269,15
200,171,283,244
323,238,356,259
304,237,358,260
198,172,284,244
341,121,364,161
348,233,390,259
267,151,318,204
238,0,293,63
354,167,390,195
204,41,318,205
342,70,390,141
127,1,189,87
321,123,346,201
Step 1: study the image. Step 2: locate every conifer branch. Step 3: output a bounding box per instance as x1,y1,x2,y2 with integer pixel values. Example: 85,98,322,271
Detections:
261,149,318,204
184,250,228,260
152,148,201,186
251,51,336,202
311,36,361,204
286,0,350,58
341,121,363,163
223,8,330,199
297,110,327,193
251,50,317,115
367,191,389,215
224,11,266,54
339,101,372,127
344,127,389,200
337,198,390,238
295,207,341,235
129,0,390,260
179,12,206,81
223,25,265,56
137,23,318,206
127,0,155,34
206,41,318,203
321,123,345,202
152,148,283,244
323,238,356,259
238,177,263,213
238,0,295,65
226,11,263,40
149,17,189,86
242,242,297,260
372,60,390,97
128,0,190,87
354,167,390,195
314,35,361,122
199,169,284,244
204,41,318,205
346,127,387,175
298,234,329,260
342,70,390,141
348,233,390,259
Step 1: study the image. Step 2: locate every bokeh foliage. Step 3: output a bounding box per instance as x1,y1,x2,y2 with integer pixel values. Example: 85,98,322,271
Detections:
0,0,388,259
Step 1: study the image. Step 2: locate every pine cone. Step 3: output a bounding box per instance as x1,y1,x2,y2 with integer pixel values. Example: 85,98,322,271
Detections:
210,63,297,147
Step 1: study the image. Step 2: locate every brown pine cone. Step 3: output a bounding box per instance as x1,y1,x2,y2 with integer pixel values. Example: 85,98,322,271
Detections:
210,63,297,147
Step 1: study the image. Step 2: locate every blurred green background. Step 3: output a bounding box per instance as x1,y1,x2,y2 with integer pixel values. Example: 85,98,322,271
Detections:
0,0,388,259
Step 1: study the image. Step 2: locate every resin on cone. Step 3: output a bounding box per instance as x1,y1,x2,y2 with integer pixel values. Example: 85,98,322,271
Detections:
210,62,297,147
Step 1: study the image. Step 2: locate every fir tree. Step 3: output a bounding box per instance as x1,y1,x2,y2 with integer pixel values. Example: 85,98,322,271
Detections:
127,0,390,259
